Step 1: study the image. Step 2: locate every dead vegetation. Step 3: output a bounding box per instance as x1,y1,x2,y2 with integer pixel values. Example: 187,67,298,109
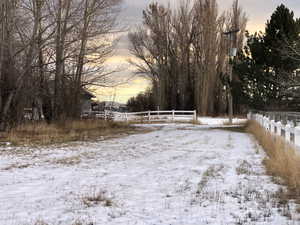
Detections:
196,164,224,195
246,120,300,209
52,156,82,166
2,163,31,171
29,219,94,225
0,120,137,146
81,190,114,208
236,160,253,175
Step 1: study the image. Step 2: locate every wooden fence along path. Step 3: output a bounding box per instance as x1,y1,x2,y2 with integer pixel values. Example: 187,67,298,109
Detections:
82,110,197,122
248,111,300,148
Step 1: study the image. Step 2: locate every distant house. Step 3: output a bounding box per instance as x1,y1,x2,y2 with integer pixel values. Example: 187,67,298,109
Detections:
92,101,127,112
81,90,96,112
24,88,96,120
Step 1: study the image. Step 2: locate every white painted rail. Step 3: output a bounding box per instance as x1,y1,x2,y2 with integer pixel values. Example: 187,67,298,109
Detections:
82,110,197,122
114,110,197,122
248,111,300,148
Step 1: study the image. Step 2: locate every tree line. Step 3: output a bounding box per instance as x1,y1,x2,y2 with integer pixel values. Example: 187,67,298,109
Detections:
127,2,300,114
0,0,122,130
128,0,247,115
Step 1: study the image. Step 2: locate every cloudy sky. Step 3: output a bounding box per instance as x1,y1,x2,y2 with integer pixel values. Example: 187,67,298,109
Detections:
96,0,300,103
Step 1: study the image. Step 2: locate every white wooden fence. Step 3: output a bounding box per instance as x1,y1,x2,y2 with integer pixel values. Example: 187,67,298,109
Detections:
248,111,300,148
82,110,197,122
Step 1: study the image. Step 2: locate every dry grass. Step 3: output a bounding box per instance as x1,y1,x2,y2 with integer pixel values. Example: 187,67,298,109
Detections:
236,160,252,175
2,163,31,170
2,120,135,146
196,164,224,195
30,219,93,225
33,220,49,225
82,190,114,207
246,120,300,198
52,155,82,166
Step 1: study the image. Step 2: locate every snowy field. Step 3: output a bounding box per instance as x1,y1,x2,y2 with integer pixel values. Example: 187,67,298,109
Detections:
0,122,299,225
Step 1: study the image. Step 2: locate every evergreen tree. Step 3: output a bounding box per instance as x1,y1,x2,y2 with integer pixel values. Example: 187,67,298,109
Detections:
233,4,300,110
233,32,277,110
264,4,300,78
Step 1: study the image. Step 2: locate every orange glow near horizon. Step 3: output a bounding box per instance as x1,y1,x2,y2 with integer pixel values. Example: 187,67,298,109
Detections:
95,21,266,104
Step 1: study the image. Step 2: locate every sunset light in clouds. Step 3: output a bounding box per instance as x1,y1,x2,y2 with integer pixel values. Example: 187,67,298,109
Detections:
95,0,300,104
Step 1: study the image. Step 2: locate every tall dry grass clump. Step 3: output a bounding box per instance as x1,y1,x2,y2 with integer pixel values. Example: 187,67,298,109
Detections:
4,120,134,146
246,120,300,195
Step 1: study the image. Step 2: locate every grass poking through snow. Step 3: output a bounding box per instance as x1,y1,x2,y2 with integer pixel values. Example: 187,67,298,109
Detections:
81,189,114,208
246,120,300,207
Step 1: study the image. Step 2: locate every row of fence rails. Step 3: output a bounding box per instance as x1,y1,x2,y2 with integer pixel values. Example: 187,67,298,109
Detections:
115,110,197,122
248,111,300,148
117,110,197,122
82,110,197,122
133,110,197,122
81,110,114,120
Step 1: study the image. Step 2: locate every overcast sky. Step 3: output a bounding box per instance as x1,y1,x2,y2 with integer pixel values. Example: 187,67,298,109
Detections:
120,0,300,31
96,0,300,103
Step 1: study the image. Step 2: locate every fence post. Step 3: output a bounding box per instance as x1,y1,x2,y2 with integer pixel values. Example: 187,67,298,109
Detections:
148,111,151,121
276,121,282,137
193,110,197,122
104,110,107,121
247,112,252,120
172,110,175,121
265,117,270,131
294,126,300,147
263,116,267,129
270,119,275,134
125,113,128,122
285,124,291,143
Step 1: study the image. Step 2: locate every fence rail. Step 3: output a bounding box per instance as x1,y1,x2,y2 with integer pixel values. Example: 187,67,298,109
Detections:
248,111,300,148
82,110,197,122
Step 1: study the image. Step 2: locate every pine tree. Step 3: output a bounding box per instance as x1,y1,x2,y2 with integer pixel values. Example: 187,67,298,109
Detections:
233,4,300,111
264,4,300,75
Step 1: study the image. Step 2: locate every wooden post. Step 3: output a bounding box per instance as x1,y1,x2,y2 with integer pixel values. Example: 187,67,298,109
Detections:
172,110,175,121
193,110,197,122
294,126,300,147
270,119,275,134
125,113,128,122
104,110,107,121
276,121,282,137
148,111,151,121
285,124,291,143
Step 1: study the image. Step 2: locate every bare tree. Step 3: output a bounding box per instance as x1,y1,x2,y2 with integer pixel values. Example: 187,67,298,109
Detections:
0,0,41,129
0,0,123,129
129,0,247,116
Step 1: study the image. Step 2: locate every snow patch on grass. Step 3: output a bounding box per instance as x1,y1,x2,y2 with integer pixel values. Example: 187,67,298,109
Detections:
0,123,299,225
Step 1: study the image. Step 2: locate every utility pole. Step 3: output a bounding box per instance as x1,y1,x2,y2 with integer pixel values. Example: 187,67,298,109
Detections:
224,29,239,124
0,1,4,115
223,0,240,124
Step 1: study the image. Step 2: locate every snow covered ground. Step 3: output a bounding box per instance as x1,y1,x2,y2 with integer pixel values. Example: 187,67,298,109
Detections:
198,117,247,125
0,123,299,225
